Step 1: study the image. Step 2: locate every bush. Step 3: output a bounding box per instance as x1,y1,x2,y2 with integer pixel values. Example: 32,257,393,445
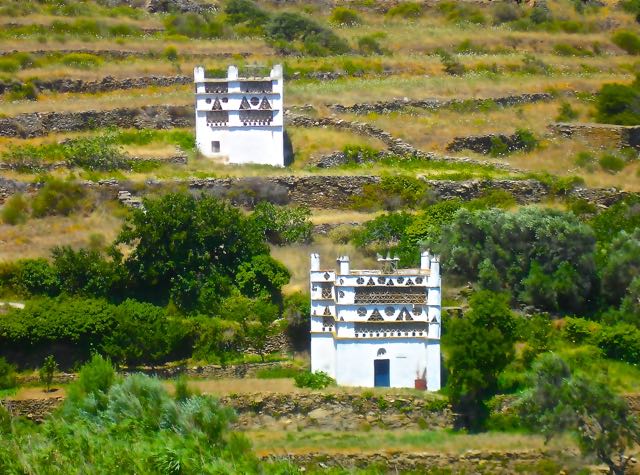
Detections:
595,80,640,125
61,53,104,69
612,30,640,55
267,12,350,56
15,258,60,296
330,7,361,26
225,0,270,28
437,50,465,76
492,3,522,24
31,178,88,218
1,194,29,225
294,370,335,389
7,82,38,101
489,136,510,157
0,58,20,73
438,1,486,24
574,151,596,171
163,45,178,62
352,175,432,211
599,153,626,173
515,128,539,152
0,357,16,390
386,2,423,18
556,102,579,122
563,317,600,344
63,133,129,171
252,202,312,245
597,323,640,364
164,13,223,39
358,34,385,55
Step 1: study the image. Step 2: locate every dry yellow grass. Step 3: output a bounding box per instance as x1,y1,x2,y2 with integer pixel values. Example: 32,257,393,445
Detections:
0,207,123,261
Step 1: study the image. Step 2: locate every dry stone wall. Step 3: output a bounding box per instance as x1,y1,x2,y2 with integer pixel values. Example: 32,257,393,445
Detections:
447,132,528,154
0,105,192,138
0,75,191,95
550,122,640,150
329,93,553,115
268,449,581,474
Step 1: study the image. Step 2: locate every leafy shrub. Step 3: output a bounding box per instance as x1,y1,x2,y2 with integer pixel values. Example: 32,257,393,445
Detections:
612,30,640,55
386,2,423,18
39,355,58,392
352,175,432,211
64,133,129,171
556,102,579,122
492,3,522,24
0,58,20,73
438,1,486,24
0,357,16,390
599,153,626,173
553,43,593,57
267,12,350,56
225,0,270,28
595,79,640,125
1,194,28,225
252,202,312,245
353,212,415,250
516,128,539,152
489,136,510,157
358,34,385,55
575,151,596,170
330,7,361,26
597,323,640,364
563,317,600,344
164,13,223,39
14,258,60,296
294,370,335,389
31,178,89,218
7,81,38,101
163,45,178,62
342,144,379,163
61,53,104,69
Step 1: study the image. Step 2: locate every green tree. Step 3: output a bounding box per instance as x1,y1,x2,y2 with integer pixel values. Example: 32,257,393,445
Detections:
117,193,269,307
0,357,16,390
39,355,58,392
52,246,122,298
595,80,640,125
443,291,516,430
235,254,291,304
601,229,640,305
252,202,312,245
519,354,640,475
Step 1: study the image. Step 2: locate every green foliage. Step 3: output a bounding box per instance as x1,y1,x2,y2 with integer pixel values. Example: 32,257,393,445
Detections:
386,2,423,18
612,30,640,55
235,255,291,303
14,258,60,296
6,81,38,101
255,366,301,379
329,7,361,26
61,53,104,69
225,0,270,29
117,193,269,309
63,132,129,171
353,212,415,252
0,357,16,390
489,136,510,157
352,175,432,211
1,362,254,474
267,12,350,56
621,0,640,14
600,229,640,305
492,3,522,24
574,151,596,171
444,291,516,430
436,207,597,313
438,1,486,24
518,354,640,474
563,317,600,344
31,177,89,218
598,153,626,173
1,193,28,225
598,323,640,365
595,78,640,125
357,34,386,55
294,370,335,389
437,50,466,76
516,128,539,152
342,144,380,163
164,13,224,39
252,202,312,245
192,316,243,364
163,45,179,62
39,355,58,392
52,246,121,298
590,195,640,246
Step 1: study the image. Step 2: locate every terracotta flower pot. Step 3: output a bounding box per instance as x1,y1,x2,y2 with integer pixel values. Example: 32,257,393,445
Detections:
414,378,427,390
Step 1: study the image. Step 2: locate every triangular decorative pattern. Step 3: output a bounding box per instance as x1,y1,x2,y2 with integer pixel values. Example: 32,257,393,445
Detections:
212,98,222,110
399,307,412,321
259,97,272,110
367,277,375,286
405,278,414,285
323,306,331,316
368,309,383,321
239,96,251,110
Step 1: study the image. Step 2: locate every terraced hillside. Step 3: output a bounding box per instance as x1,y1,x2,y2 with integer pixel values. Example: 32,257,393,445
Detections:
2,1,640,473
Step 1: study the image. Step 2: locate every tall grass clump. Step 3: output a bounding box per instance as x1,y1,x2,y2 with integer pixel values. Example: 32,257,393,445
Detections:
612,30,640,55
61,53,104,69
329,7,362,26
31,177,90,218
386,2,423,19
1,194,29,225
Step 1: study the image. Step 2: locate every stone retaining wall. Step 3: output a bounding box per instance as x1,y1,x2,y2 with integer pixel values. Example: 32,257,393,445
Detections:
447,132,528,154
329,93,553,115
2,391,452,430
0,105,192,138
266,449,581,474
0,175,631,209
549,122,640,150
0,75,191,95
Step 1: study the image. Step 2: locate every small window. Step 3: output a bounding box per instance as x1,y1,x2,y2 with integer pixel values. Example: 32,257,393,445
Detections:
212,141,220,153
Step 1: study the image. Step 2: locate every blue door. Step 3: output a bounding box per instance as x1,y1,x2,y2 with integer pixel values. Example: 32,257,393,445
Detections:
374,359,390,387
